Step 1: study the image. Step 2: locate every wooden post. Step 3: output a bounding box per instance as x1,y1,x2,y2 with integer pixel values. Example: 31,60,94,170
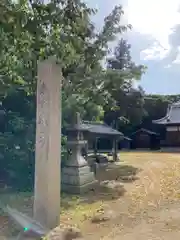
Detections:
113,138,118,161
33,57,62,229
113,120,118,161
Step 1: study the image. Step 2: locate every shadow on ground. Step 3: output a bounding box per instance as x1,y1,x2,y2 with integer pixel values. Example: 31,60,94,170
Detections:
62,163,141,208
96,164,140,183
0,164,141,222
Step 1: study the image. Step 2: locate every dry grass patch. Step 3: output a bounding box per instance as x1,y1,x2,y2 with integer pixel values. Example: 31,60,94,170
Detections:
60,195,104,226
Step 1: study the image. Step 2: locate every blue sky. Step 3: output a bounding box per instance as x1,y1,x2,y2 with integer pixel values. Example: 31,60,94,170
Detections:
85,0,180,95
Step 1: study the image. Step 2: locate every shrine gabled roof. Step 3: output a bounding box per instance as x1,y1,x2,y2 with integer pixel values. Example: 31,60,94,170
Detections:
66,119,124,137
81,121,124,136
152,100,180,125
123,136,132,141
131,128,159,136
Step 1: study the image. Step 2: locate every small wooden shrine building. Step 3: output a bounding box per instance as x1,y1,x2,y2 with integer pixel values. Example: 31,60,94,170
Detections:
65,118,124,161
81,121,124,157
153,101,180,147
130,128,160,150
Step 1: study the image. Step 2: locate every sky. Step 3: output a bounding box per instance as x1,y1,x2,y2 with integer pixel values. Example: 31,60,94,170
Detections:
85,0,180,95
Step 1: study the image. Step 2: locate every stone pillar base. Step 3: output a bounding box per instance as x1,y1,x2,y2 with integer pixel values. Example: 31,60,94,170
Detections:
61,165,97,194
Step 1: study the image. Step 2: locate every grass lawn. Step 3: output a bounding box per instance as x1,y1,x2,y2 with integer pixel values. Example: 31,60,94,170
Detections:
1,151,180,239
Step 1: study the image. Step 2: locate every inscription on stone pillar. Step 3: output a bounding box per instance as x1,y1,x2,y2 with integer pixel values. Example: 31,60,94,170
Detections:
37,82,49,149
34,57,62,229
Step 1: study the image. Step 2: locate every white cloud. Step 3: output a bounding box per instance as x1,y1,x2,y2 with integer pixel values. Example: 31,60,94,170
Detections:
126,0,180,60
172,47,180,64
85,0,180,93
140,42,169,61
127,0,180,42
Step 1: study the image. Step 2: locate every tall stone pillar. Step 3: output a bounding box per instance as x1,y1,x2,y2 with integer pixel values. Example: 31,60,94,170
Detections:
34,57,62,229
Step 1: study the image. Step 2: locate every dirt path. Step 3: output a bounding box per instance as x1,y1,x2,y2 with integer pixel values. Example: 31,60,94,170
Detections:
1,152,180,239
80,152,180,239
107,202,180,240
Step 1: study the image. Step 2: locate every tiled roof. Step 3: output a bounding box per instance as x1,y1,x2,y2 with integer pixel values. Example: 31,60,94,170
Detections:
131,128,159,136
66,121,123,136
153,101,180,125
81,121,123,136
123,136,132,141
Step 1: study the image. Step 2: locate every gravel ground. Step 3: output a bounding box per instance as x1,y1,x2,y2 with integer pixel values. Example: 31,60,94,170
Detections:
1,151,180,240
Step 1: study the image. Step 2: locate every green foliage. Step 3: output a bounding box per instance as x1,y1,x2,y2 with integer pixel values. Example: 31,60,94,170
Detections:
0,120,35,191
103,38,146,130
3,0,174,194
0,0,135,190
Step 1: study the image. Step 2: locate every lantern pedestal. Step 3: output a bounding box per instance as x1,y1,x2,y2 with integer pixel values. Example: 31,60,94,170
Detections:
61,140,97,194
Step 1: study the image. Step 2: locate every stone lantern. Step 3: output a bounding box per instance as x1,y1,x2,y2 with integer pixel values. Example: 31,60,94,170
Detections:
61,113,97,194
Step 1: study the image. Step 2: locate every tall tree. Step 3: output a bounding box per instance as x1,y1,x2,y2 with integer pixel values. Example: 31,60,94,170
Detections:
0,0,133,189
103,38,146,131
0,0,132,121
107,38,132,70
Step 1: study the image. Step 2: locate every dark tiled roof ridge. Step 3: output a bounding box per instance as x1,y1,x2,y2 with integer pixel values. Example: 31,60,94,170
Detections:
67,120,123,136
82,120,108,126
131,128,159,136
